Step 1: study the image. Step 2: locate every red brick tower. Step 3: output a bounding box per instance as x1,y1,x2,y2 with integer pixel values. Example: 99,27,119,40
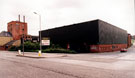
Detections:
7,15,27,40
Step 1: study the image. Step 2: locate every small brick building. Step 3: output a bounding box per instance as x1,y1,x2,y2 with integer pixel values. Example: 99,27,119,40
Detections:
7,21,27,40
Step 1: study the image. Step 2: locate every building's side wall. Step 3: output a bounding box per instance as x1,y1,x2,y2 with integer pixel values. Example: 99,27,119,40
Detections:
0,37,13,46
41,20,99,51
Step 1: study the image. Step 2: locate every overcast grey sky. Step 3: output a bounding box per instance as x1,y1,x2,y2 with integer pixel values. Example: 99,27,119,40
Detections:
0,0,134,35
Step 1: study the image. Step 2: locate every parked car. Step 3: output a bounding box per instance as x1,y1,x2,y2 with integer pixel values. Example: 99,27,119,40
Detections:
120,48,127,52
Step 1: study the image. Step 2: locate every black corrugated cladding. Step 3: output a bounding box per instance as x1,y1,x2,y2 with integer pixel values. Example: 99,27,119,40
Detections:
41,19,128,52
41,20,99,48
98,20,128,44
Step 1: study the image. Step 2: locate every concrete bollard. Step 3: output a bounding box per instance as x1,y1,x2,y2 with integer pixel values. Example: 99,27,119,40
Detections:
38,50,41,56
18,50,21,55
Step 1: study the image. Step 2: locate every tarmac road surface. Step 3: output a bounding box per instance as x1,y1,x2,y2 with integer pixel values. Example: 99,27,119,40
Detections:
0,46,135,78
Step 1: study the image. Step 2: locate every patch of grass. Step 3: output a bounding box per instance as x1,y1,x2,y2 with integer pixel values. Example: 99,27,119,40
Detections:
42,48,77,54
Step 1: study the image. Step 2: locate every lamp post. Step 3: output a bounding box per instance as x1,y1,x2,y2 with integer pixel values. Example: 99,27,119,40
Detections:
34,12,42,52
23,34,24,56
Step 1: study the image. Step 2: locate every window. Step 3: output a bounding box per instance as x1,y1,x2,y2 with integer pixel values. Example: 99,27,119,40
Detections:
16,26,19,30
10,28,12,31
16,23,19,26
9,24,12,32
22,24,24,28
16,23,19,30
22,29,24,31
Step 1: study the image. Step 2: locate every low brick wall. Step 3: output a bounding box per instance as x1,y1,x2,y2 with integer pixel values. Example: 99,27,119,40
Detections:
0,46,5,50
98,45,112,52
112,44,127,51
90,44,127,52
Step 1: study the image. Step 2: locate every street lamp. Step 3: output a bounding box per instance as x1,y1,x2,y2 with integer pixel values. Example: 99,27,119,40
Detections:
34,12,42,52
22,34,24,56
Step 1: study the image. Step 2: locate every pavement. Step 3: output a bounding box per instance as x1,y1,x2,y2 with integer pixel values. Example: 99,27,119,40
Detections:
16,52,67,58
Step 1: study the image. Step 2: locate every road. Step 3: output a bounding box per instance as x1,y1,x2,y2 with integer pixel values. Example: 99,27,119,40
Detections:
0,46,135,78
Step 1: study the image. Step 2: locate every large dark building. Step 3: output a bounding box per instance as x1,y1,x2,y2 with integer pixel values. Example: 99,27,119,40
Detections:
41,19,129,52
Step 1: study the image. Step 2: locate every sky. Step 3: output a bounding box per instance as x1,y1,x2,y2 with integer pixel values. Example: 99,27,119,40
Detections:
0,0,134,36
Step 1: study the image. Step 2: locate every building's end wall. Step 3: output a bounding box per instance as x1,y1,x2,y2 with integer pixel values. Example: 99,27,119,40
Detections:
98,20,128,44
127,34,132,47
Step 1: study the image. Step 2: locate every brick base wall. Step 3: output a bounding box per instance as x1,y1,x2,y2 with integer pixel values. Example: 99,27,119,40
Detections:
0,46,5,50
90,44,127,52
